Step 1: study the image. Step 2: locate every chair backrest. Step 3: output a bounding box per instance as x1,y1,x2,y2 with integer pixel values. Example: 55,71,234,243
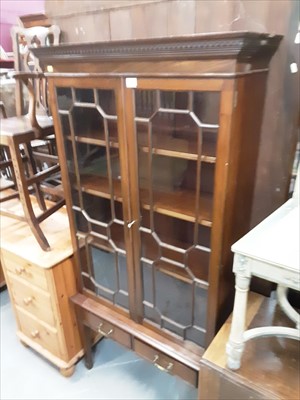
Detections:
11,25,60,116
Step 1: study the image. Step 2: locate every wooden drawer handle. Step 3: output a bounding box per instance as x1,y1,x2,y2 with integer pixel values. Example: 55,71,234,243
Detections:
153,355,173,373
97,322,113,337
23,296,33,305
31,330,40,338
15,266,25,275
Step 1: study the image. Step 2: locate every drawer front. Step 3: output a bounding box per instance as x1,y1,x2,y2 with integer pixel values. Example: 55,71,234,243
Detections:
133,338,197,386
8,273,56,327
1,252,48,291
81,310,131,350
16,307,61,357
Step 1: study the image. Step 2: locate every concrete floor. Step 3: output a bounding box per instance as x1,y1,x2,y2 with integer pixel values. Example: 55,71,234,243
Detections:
0,288,197,400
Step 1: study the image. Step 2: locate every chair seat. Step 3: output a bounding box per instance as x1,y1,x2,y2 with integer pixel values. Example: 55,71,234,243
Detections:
0,114,54,145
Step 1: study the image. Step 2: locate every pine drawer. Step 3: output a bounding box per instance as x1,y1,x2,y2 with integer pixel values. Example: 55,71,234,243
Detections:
1,251,48,291
8,272,56,327
16,306,61,357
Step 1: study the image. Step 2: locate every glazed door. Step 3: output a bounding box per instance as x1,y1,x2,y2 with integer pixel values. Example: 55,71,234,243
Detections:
129,78,222,347
51,78,133,315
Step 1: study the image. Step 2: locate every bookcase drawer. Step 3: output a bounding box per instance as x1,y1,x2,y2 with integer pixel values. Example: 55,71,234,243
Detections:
133,338,197,386
81,309,131,350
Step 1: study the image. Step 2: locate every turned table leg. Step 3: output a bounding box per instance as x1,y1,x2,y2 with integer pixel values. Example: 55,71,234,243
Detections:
226,255,251,370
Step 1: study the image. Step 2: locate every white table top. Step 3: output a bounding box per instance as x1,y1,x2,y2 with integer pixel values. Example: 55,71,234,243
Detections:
232,198,299,272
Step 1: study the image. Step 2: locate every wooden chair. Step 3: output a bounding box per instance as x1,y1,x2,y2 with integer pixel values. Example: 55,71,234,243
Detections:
0,71,65,251
1,26,64,251
10,24,61,179
11,24,60,116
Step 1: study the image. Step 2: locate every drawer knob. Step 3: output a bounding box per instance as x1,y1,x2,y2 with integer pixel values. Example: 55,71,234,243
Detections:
15,266,25,275
31,330,40,338
97,322,113,337
153,354,173,373
23,296,33,305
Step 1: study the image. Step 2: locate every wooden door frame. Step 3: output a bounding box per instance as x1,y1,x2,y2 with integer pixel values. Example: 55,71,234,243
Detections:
48,76,139,321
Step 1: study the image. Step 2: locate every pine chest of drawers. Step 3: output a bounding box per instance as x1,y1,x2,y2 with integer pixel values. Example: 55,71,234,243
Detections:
0,200,83,376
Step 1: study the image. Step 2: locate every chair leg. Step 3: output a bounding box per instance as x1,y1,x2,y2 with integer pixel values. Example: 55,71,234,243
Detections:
8,138,51,251
23,143,47,211
0,146,16,186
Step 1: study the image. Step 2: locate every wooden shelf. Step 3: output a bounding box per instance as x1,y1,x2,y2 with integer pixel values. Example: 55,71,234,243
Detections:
141,245,210,286
66,133,119,148
78,175,122,201
140,188,212,227
79,232,125,254
137,131,216,163
75,175,212,227
66,130,216,160
156,262,209,287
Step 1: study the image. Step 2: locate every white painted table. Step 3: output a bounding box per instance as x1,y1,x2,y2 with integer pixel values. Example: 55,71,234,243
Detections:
226,169,300,370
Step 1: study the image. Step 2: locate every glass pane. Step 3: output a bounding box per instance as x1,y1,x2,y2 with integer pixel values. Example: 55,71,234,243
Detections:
74,208,89,233
138,153,214,226
97,89,117,115
76,142,105,175
155,268,192,327
137,112,201,158
193,91,220,125
90,246,129,308
72,106,104,141
142,261,208,345
83,194,112,223
107,119,119,144
93,246,117,293
115,254,129,309
110,221,126,252
140,230,160,260
186,247,210,282
140,213,210,281
135,90,157,118
75,88,94,103
161,90,188,109
138,153,187,192
56,86,128,311
59,114,71,136
56,87,72,110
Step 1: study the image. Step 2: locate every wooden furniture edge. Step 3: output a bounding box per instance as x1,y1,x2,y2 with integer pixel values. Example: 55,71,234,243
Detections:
47,258,83,360
17,330,84,369
71,292,202,371
202,291,264,367
32,32,282,64
200,358,281,400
